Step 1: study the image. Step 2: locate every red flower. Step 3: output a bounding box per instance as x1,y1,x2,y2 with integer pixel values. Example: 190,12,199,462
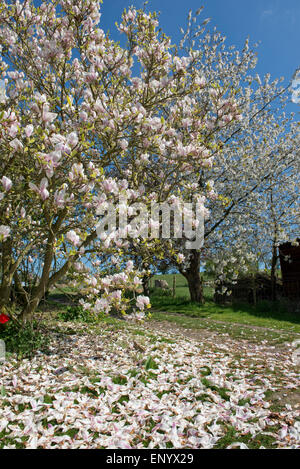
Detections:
0,314,10,324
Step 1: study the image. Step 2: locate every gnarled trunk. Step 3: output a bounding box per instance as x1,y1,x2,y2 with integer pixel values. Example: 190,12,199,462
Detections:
0,282,12,312
0,240,13,312
20,235,55,321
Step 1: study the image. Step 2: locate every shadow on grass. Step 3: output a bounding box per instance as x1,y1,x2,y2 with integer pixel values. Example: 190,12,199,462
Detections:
150,293,300,329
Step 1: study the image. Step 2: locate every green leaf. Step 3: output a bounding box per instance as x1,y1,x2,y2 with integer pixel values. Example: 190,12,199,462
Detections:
145,356,158,371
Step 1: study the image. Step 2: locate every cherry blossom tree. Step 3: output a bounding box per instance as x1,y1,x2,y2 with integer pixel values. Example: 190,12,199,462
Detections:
141,33,300,303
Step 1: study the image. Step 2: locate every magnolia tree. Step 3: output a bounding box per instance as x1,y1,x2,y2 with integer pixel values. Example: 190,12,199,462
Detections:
0,0,244,319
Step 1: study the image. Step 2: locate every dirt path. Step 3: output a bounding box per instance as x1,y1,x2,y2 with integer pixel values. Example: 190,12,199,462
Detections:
151,310,300,335
144,317,299,356
143,319,300,412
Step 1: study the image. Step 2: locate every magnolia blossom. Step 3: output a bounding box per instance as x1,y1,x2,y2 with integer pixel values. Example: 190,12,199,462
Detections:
126,260,134,272
0,79,7,103
29,178,49,201
54,185,68,208
1,176,12,192
94,297,111,313
119,139,128,151
0,225,11,241
66,230,81,246
177,253,185,264
24,124,34,138
67,132,78,148
136,295,150,310
42,104,57,124
9,138,23,152
110,290,122,301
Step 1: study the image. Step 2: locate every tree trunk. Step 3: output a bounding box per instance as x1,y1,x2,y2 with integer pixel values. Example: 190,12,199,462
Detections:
0,282,12,312
20,230,98,320
0,239,13,312
270,242,278,302
142,274,150,297
21,291,43,321
20,234,55,321
181,250,204,304
186,272,204,303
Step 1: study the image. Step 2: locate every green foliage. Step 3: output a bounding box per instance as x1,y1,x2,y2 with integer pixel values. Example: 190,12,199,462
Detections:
213,424,278,449
0,320,50,359
57,306,96,323
145,356,159,371
201,378,230,401
112,375,128,385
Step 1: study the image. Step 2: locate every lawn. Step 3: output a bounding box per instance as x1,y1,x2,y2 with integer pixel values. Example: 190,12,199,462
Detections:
150,274,300,335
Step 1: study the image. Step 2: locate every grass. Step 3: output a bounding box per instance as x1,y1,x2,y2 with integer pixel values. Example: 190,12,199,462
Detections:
150,311,299,345
150,273,300,335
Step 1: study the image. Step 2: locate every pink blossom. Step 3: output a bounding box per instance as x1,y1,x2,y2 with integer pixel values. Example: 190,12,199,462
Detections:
136,295,150,310
110,290,122,301
54,187,67,208
0,225,10,241
8,124,19,138
126,260,134,272
42,105,57,124
40,178,50,201
67,132,78,148
177,254,185,264
66,230,80,246
29,178,49,201
79,110,88,121
119,139,128,151
1,176,12,192
25,124,34,138
9,138,23,152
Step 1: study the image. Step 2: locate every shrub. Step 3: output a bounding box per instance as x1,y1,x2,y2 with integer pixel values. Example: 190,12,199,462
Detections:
0,320,50,359
57,306,96,323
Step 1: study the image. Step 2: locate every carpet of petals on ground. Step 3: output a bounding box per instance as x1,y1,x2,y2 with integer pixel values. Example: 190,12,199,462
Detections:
0,321,299,449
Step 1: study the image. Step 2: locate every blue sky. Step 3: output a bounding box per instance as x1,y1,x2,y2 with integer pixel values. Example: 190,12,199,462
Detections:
100,0,300,109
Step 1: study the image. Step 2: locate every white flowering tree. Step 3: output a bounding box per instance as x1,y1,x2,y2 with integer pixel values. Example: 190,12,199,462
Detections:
142,15,300,303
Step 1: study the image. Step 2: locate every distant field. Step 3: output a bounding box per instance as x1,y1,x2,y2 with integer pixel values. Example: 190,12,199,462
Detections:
151,272,214,299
